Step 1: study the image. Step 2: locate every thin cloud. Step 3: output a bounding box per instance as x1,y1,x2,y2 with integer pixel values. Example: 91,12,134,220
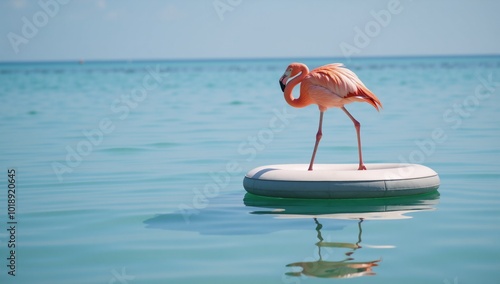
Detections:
159,4,185,22
97,0,107,10
10,0,28,9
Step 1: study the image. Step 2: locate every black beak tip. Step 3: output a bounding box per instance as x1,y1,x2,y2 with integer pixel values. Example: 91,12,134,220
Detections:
279,81,286,92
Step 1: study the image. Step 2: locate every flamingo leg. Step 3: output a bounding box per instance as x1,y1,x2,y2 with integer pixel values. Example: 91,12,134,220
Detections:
341,107,367,170
308,111,324,171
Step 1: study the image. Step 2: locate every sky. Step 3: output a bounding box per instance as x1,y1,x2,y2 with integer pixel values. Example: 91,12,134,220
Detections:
0,0,499,62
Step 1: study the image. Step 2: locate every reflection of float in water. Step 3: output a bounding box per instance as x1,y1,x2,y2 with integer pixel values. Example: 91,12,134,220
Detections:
245,192,440,279
244,191,440,220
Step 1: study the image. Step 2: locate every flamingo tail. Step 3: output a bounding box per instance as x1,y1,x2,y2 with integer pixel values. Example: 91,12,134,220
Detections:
347,84,382,111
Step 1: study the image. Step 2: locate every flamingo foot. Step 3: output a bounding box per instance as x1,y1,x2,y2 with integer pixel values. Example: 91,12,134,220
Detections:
358,164,367,170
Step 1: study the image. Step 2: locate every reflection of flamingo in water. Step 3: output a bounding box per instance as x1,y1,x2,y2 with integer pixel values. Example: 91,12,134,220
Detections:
285,218,381,279
279,63,382,171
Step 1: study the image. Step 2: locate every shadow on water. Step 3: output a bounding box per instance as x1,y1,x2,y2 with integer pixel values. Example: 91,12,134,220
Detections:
143,191,439,279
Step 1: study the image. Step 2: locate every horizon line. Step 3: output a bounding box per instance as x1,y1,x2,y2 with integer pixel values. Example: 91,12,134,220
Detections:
1,53,500,65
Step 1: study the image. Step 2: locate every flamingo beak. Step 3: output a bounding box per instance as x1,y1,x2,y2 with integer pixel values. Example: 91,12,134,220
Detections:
279,75,287,92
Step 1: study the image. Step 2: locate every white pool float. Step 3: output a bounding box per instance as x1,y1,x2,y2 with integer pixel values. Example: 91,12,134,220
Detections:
243,163,440,199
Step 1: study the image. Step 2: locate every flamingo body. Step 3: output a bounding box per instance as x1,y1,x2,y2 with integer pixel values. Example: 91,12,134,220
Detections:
279,63,382,171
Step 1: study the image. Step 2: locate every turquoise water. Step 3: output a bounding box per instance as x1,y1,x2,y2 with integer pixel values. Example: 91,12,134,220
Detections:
1,56,500,283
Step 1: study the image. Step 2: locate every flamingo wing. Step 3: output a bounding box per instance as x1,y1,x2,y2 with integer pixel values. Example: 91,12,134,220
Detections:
303,64,382,110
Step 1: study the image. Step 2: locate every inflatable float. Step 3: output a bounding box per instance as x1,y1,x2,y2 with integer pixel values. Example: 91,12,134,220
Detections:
243,163,440,199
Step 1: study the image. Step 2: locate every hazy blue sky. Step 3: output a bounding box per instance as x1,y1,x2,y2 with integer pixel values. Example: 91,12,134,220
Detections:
1,0,499,62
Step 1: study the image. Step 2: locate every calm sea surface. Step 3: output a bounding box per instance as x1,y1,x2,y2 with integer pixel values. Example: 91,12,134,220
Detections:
1,56,500,283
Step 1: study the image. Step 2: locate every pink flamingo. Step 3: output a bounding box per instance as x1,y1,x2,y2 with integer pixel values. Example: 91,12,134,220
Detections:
279,63,382,171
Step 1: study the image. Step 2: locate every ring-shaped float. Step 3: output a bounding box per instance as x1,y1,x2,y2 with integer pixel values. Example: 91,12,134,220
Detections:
243,163,440,199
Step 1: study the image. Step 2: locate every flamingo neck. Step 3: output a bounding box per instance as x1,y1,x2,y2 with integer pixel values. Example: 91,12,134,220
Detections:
284,65,311,108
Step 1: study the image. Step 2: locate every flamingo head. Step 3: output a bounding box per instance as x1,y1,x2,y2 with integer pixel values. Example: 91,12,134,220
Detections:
279,63,303,92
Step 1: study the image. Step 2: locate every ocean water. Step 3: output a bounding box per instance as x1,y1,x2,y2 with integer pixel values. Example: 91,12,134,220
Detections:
0,56,499,283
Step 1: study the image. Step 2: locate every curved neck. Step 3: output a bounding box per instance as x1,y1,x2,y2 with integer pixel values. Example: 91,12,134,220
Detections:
284,64,310,108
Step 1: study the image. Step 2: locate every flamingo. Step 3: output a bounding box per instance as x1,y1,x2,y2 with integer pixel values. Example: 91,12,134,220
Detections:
279,63,382,171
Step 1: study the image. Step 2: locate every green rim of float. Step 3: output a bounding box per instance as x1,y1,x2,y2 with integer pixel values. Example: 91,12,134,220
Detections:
243,163,440,199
